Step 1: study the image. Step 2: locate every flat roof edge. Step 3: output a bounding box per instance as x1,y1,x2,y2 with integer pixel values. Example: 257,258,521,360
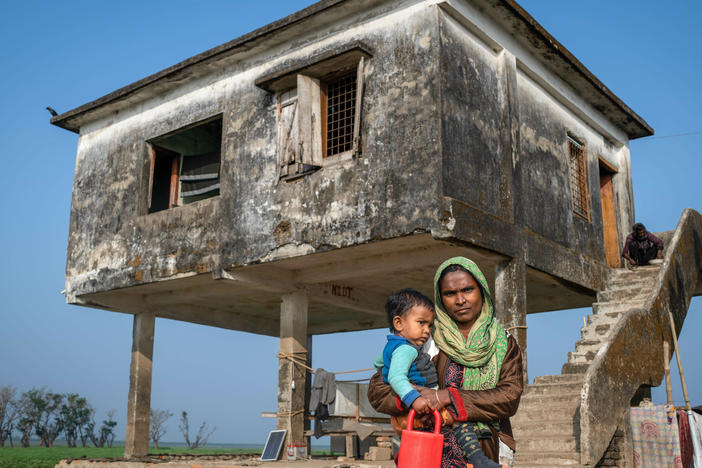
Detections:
51,0,654,140
50,0,350,134
497,0,653,139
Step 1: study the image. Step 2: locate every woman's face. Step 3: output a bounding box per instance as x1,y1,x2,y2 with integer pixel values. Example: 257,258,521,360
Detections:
439,269,483,331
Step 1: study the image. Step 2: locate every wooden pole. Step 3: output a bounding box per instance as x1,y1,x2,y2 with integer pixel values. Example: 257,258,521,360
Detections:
667,310,692,410
663,340,673,406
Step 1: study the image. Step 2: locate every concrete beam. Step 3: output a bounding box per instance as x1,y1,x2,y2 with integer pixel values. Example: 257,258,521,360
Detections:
219,269,387,317
155,303,280,336
294,244,465,284
306,283,386,316
277,291,309,458
310,315,387,335
124,311,155,458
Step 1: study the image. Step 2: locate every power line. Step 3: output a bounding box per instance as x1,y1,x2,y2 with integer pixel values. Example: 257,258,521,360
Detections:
643,130,702,141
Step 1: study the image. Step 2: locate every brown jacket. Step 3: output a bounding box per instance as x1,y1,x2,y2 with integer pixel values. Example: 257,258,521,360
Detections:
367,335,523,462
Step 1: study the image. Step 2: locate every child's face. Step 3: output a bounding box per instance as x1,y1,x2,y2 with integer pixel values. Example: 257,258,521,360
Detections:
393,305,435,346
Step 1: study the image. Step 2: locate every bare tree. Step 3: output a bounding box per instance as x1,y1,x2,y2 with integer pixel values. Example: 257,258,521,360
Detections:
0,386,18,447
150,409,173,449
178,411,215,449
84,409,117,448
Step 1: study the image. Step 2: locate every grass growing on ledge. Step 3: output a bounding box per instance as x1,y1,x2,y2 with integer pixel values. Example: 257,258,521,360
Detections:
0,446,262,468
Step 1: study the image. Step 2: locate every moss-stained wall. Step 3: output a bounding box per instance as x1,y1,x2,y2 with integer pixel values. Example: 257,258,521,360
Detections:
438,13,506,219
516,70,626,260
219,7,442,268
65,1,636,302
65,3,444,299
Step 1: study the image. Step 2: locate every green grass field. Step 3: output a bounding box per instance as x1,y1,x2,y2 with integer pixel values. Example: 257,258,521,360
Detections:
0,446,262,468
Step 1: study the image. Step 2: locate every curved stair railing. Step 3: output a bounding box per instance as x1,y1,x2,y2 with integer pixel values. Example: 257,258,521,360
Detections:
579,208,702,466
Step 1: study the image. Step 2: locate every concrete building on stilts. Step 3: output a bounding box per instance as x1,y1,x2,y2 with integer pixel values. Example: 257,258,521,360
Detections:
52,0,702,466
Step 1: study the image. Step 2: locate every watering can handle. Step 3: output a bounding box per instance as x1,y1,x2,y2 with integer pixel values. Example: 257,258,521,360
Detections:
406,408,442,434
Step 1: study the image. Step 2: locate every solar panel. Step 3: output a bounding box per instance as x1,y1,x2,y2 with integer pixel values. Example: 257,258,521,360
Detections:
260,429,286,461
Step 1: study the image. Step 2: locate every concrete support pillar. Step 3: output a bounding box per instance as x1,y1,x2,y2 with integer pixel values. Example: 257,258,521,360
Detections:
304,334,313,455
277,291,309,458
494,258,528,384
124,311,155,458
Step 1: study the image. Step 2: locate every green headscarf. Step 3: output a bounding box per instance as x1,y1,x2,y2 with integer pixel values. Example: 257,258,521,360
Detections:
432,257,508,391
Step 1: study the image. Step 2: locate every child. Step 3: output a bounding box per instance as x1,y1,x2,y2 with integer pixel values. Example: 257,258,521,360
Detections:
380,288,504,468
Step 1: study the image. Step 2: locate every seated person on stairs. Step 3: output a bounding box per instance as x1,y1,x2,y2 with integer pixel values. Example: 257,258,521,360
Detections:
622,223,664,267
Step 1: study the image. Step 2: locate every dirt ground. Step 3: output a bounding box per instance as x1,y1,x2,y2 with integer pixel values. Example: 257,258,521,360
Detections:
54,453,396,468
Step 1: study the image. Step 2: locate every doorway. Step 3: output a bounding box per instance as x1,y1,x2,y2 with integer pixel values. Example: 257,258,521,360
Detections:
599,159,620,267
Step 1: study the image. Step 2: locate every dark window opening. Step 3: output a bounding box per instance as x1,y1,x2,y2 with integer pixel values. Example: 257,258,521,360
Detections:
148,117,222,213
567,135,589,219
324,73,357,157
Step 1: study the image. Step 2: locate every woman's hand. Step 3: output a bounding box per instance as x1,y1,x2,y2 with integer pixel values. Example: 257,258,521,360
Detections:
418,387,451,409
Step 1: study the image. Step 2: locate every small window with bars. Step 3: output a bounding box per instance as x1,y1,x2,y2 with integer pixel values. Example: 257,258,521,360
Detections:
567,135,589,219
324,73,357,157
275,57,365,181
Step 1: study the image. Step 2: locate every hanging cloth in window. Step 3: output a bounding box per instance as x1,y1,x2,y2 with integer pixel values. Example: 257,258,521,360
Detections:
180,151,220,197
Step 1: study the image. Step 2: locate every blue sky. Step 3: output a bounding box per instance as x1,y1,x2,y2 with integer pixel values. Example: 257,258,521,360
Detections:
0,0,700,446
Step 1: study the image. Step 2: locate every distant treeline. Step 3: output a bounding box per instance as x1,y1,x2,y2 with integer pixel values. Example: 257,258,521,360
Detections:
0,386,116,448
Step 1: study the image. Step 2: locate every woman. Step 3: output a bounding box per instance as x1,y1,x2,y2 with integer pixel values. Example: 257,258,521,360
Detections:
368,257,523,465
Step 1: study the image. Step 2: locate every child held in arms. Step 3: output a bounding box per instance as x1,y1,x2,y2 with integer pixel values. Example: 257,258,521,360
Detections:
378,288,504,468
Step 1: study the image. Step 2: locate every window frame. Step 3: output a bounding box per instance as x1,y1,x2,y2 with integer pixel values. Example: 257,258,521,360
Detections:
146,114,223,213
275,57,365,181
567,134,590,220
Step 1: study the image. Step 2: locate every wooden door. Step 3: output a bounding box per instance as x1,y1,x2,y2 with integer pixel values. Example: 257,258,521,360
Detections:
599,163,620,267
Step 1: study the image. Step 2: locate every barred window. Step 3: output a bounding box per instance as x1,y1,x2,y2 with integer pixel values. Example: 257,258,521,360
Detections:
275,57,365,182
324,73,357,157
567,135,589,218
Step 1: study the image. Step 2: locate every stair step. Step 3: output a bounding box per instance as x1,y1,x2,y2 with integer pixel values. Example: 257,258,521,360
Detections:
587,311,624,326
514,464,581,468
592,299,645,314
520,391,581,406
524,381,584,397
563,362,590,374
517,435,578,452
598,287,650,302
512,418,577,436
608,265,660,278
512,403,580,422
581,323,612,340
532,374,585,385
568,350,598,364
514,450,581,466
574,339,604,354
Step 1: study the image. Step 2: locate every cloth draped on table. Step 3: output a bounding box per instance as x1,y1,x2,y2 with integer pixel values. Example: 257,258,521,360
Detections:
630,405,682,468
431,256,508,436
309,368,336,438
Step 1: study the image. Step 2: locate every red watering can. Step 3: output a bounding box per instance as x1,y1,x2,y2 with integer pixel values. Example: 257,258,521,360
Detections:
397,408,443,468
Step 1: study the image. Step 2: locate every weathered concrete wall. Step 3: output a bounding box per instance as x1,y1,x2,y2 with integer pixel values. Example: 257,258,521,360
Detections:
65,2,445,300
579,209,702,466
64,0,637,303
434,5,623,291
439,13,507,220
220,4,443,269
516,70,624,260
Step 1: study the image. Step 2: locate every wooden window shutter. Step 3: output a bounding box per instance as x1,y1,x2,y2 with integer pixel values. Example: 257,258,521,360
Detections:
352,56,365,157
277,89,299,178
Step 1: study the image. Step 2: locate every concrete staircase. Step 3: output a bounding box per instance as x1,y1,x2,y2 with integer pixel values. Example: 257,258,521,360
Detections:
511,265,661,467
